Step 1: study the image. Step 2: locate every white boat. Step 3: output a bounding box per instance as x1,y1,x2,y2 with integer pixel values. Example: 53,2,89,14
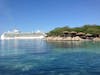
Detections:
1,29,46,40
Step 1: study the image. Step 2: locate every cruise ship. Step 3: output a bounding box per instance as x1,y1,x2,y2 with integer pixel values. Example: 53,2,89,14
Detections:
1,29,46,40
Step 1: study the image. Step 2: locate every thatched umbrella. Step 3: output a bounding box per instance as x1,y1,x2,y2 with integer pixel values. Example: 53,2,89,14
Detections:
70,31,77,34
86,33,92,36
92,34,100,37
69,31,77,37
63,31,69,37
63,31,69,34
76,32,85,36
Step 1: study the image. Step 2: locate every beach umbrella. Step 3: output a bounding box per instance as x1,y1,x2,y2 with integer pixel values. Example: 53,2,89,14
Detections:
63,31,69,37
70,31,77,34
63,31,69,34
76,32,85,36
86,33,92,36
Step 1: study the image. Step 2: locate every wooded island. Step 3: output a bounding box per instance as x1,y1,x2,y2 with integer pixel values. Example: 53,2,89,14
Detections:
46,24,100,41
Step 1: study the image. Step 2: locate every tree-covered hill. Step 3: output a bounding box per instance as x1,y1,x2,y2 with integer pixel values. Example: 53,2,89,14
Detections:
47,25,100,36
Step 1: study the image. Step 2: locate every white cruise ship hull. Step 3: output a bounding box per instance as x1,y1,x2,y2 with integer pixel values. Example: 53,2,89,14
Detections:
1,36,45,40
1,29,46,40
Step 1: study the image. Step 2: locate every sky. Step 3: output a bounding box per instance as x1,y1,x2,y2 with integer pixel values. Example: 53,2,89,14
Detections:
0,0,100,33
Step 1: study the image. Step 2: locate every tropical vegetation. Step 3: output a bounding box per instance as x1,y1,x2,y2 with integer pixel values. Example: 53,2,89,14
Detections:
47,24,100,36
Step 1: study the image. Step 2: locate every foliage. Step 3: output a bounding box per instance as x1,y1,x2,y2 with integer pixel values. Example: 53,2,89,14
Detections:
47,24,100,36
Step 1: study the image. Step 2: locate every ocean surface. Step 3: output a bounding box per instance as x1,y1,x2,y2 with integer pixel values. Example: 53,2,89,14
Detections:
0,40,100,75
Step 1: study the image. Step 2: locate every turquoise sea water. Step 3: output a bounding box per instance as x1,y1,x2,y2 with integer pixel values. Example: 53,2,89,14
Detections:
0,40,100,75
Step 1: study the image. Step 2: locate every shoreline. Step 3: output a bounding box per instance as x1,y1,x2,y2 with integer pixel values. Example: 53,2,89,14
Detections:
0,36,100,41
46,36,100,41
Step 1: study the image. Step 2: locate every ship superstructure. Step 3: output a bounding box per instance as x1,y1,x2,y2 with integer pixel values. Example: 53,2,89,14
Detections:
1,29,46,40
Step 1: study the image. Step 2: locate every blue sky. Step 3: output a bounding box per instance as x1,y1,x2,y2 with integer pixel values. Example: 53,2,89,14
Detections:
0,0,100,33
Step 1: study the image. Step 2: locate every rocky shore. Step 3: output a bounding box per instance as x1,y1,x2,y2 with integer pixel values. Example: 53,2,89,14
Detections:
93,37,100,41
46,36,84,41
46,36,100,41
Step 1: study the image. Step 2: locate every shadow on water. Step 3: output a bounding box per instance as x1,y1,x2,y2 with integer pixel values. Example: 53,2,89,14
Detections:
0,40,100,75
